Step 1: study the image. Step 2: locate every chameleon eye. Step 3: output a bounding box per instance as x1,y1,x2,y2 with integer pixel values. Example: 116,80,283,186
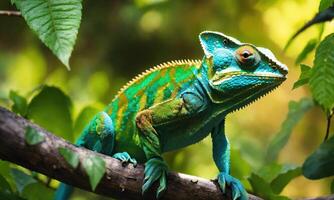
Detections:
241,50,251,58
236,46,260,68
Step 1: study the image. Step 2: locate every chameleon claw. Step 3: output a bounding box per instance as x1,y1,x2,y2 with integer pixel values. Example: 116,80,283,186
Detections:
231,184,241,200
142,158,168,199
217,172,247,200
156,170,167,199
112,152,137,167
130,157,137,167
217,173,226,193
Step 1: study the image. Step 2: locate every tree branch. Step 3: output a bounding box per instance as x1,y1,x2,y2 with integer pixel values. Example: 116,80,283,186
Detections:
0,10,21,16
0,107,259,200
0,107,332,200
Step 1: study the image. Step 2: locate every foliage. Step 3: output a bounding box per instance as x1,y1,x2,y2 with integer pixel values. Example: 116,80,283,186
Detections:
243,0,334,197
284,0,334,192
82,155,106,191
0,174,13,194
265,98,313,162
25,126,45,145
11,85,100,144
270,166,301,194
319,0,334,11
248,163,301,199
58,147,79,169
10,168,36,194
12,0,82,69
27,86,73,141
21,182,54,200
302,136,334,179
309,33,334,113
9,91,27,117
0,193,24,200
285,0,334,49
248,173,290,200
295,39,318,65
293,64,312,90
0,161,51,200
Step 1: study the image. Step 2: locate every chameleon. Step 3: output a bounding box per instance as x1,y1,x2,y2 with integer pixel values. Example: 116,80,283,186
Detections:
55,31,288,200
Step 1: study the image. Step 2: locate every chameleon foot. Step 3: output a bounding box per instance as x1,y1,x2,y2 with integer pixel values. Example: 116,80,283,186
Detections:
142,157,168,199
112,152,137,167
217,172,247,200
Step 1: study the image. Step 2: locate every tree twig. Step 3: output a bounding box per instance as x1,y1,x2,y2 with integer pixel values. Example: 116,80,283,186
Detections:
0,107,333,200
0,10,21,16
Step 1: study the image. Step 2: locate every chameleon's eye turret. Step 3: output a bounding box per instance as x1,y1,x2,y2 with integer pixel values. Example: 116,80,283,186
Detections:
235,46,260,69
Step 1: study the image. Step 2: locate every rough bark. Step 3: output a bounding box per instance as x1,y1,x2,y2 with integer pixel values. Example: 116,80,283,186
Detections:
0,107,332,200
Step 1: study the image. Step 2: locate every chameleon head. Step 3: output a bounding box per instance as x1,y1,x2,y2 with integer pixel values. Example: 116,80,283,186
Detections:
199,31,288,107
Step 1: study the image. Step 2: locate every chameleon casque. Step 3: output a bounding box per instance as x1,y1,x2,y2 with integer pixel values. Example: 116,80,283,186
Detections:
55,31,288,200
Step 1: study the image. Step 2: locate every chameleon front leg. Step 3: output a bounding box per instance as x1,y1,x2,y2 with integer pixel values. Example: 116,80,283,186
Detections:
76,111,136,164
211,120,247,200
56,112,137,200
136,92,206,198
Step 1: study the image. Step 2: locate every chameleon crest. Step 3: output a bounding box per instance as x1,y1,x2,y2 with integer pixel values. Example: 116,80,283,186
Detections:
55,31,288,200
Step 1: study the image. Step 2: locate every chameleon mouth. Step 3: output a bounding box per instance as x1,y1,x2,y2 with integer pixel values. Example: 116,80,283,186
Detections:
211,71,286,86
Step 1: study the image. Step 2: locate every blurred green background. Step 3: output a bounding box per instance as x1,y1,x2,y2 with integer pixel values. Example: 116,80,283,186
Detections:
0,0,333,199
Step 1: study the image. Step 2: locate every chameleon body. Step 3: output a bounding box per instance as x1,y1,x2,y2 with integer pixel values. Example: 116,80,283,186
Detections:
55,31,288,200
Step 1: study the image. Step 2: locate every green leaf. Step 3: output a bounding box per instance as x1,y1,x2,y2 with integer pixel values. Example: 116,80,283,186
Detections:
284,7,334,50
73,106,100,141
330,179,334,193
319,0,334,11
302,135,334,179
10,169,36,194
25,126,45,145
309,33,334,112
21,183,54,200
0,192,25,200
9,91,27,117
27,86,73,142
269,194,291,200
248,173,292,199
265,98,314,162
256,163,283,182
271,166,301,194
248,173,273,198
58,147,79,168
13,0,83,69
295,39,317,65
230,148,252,180
293,64,312,90
83,155,106,191
0,174,13,193
0,161,16,192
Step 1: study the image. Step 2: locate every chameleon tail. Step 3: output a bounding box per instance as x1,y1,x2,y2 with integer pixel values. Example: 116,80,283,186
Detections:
54,183,73,200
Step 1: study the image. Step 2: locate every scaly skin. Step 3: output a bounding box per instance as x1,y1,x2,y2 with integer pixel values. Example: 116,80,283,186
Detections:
55,31,288,200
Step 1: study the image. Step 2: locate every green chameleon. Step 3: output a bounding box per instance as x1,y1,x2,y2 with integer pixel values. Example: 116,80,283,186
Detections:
55,31,288,200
